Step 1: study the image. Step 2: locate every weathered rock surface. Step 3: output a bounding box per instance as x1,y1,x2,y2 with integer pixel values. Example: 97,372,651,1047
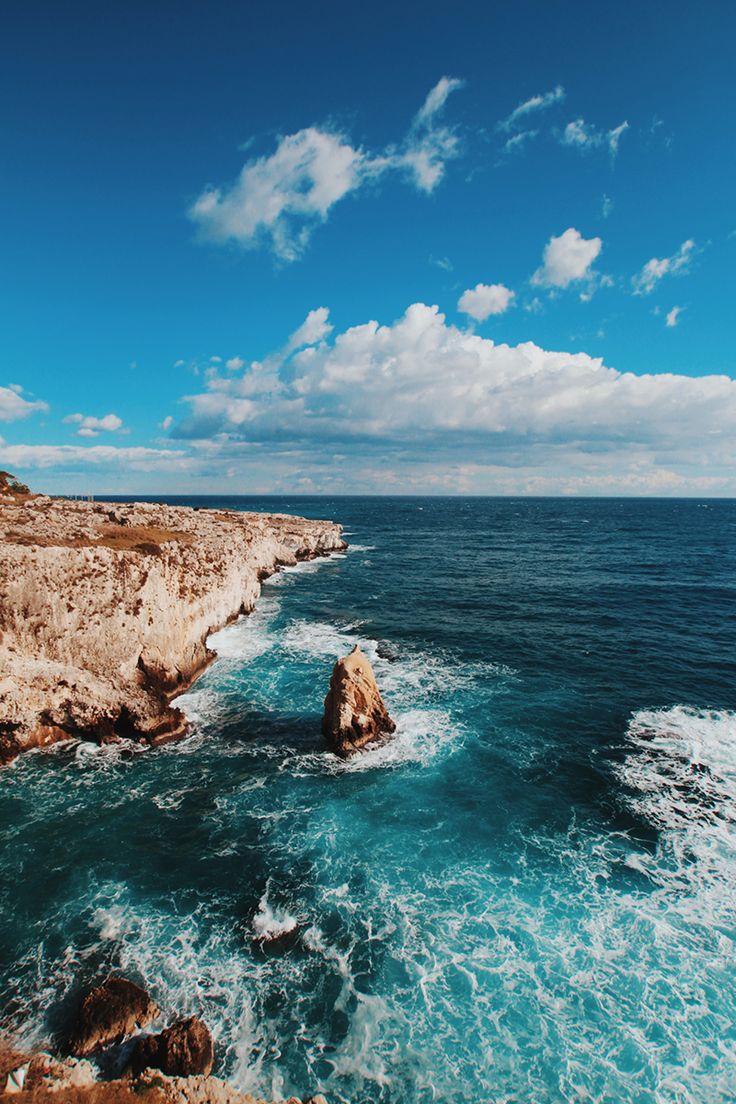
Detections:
0,1060,329,1102
68,977,161,1057
0,495,345,762
322,645,396,756
130,1017,214,1078
23,1053,97,1094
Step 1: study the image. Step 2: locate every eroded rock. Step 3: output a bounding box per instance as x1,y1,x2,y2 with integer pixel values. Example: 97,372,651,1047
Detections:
68,976,160,1056
130,1016,214,1077
0,497,345,761
322,645,396,757
24,1052,97,1093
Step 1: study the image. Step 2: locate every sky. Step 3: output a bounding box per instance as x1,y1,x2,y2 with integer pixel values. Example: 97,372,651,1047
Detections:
2,0,735,496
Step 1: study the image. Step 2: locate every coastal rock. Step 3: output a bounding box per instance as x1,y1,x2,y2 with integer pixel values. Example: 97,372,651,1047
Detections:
68,976,160,1056
322,645,396,757
24,1053,97,1093
130,1016,214,1077
0,494,345,762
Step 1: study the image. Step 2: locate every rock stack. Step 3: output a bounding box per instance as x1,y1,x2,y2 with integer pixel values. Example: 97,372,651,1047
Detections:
322,645,396,757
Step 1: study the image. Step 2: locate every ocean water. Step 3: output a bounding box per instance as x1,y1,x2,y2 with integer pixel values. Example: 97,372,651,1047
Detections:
1,496,735,1104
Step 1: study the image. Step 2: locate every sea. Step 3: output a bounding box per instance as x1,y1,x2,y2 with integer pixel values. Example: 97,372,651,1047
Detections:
1,496,735,1104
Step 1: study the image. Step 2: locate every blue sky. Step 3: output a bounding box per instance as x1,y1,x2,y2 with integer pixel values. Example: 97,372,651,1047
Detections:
2,0,735,495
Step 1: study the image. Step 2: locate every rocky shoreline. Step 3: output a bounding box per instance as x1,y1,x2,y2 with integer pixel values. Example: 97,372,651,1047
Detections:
1,977,329,1103
0,494,345,763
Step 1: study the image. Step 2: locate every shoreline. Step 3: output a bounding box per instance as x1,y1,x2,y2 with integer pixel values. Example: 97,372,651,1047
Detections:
0,496,345,763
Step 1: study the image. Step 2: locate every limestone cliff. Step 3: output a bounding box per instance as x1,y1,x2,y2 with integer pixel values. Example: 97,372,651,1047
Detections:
0,496,345,762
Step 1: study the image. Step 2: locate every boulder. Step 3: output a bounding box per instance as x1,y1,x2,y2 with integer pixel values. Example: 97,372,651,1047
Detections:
68,976,160,1056
130,1016,214,1078
322,645,396,757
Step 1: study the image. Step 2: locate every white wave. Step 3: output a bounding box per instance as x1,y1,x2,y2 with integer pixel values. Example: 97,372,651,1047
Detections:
346,544,376,553
206,596,281,662
252,889,298,943
330,709,462,773
617,704,736,926
265,550,345,587
280,618,370,660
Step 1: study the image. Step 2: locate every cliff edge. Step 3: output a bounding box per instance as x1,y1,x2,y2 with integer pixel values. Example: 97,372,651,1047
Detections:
0,495,345,762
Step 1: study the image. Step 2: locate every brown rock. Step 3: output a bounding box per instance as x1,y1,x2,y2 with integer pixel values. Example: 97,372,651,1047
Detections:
68,976,160,1056
322,645,396,757
130,1016,214,1078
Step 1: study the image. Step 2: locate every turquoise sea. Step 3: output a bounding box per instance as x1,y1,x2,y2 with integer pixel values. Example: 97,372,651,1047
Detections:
1,496,735,1103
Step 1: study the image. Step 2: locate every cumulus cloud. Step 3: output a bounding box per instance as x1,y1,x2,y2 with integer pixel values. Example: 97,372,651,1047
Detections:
458,283,515,321
285,306,333,351
63,412,124,437
172,301,736,498
632,239,696,295
560,118,629,157
189,77,463,261
0,386,48,423
498,85,565,132
666,305,684,327
225,357,245,371
10,303,736,496
532,228,602,289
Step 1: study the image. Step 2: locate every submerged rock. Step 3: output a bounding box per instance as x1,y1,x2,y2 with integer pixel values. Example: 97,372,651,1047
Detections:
68,976,160,1057
322,645,396,757
130,1016,214,1077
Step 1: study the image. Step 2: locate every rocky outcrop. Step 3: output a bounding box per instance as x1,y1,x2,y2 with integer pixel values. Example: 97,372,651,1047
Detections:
322,645,396,757
130,1017,214,1078
1,1057,329,1102
0,496,345,762
68,977,160,1057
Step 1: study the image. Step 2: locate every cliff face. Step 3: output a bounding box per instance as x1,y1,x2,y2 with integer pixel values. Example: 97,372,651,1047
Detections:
0,497,345,762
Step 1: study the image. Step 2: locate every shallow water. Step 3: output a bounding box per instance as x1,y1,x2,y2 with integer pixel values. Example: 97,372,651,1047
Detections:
1,497,735,1103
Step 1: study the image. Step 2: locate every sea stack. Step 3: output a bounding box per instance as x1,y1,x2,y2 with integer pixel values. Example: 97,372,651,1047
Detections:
322,645,396,757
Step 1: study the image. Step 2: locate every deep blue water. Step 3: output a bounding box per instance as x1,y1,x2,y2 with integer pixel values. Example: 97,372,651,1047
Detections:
2,497,736,1103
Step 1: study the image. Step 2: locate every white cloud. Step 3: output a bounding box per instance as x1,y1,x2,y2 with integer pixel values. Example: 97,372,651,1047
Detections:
602,194,613,219
666,305,684,327
498,85,565,132
285,306,333,351
632,240,696,295
161,415,173,430
560,118,629,157
458,283,515,321
190,77,463,261
413,76,464,127
607,121,629,157
0,386,48,423
173,301,736,496
225,357,245,371
9,304,736,496
63,412,124,437
502,129,539,153
532,228,602,289
0,444,188,471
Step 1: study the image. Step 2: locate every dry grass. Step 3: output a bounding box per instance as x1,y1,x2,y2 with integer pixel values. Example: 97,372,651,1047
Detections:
2,525,194,554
